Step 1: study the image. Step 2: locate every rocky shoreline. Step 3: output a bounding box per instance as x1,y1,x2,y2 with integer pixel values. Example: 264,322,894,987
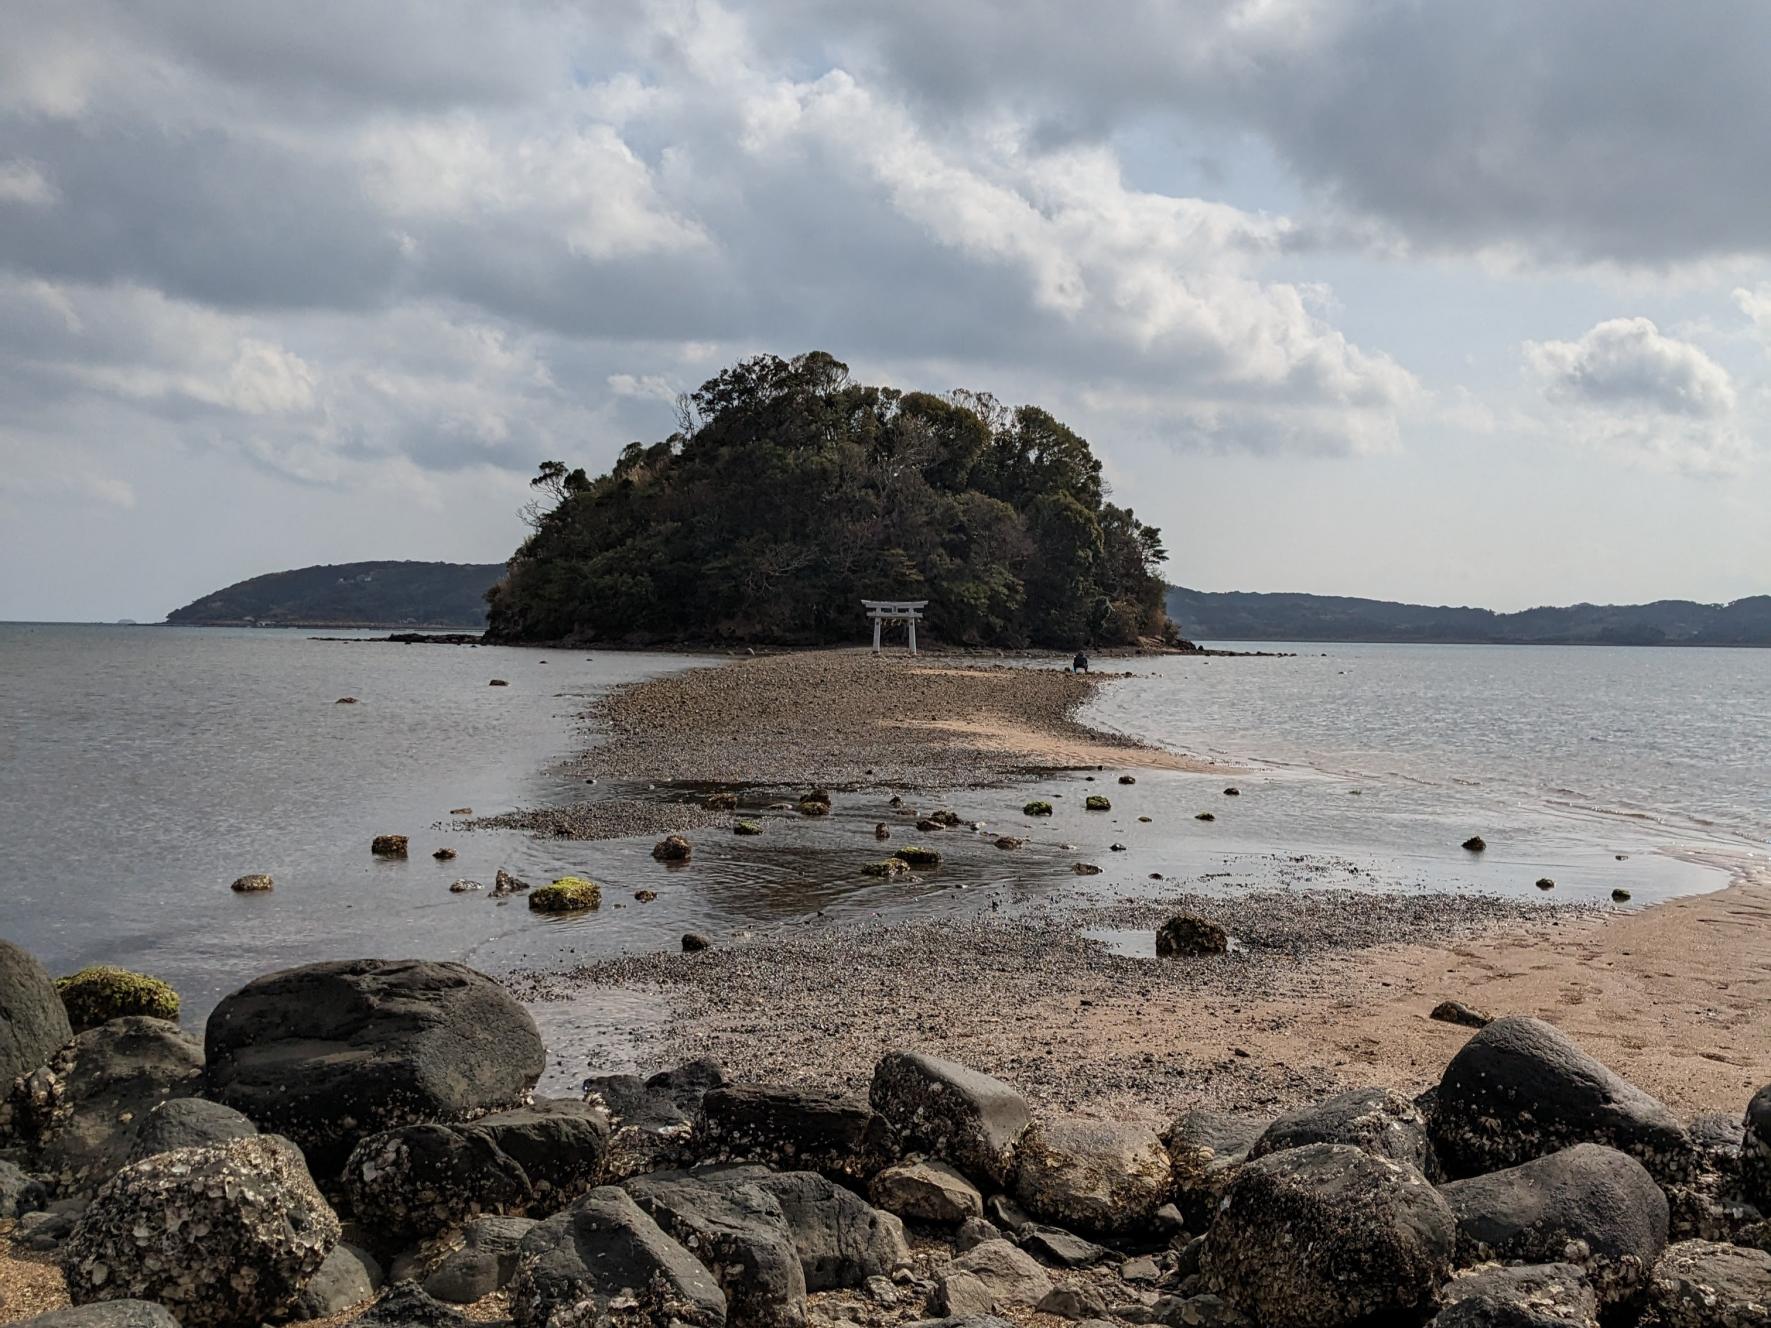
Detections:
3,942,1770,1328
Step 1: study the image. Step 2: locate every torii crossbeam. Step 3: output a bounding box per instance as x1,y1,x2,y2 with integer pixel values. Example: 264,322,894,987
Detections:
862,599,928,655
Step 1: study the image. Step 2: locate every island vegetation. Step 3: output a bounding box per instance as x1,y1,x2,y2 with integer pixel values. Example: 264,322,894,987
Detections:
166,561,503,628
1167,585,1771,646
484,352,1175,649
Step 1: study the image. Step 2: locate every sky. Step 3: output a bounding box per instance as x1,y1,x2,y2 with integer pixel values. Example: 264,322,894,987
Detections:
3,1,1770,621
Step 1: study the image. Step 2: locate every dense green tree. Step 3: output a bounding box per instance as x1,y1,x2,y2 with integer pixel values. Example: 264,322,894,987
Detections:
485,352,1172,648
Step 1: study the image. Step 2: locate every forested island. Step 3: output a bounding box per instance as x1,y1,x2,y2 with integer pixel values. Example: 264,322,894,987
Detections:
1168,585,1771,646
166,561,502,628
484,352,1175,649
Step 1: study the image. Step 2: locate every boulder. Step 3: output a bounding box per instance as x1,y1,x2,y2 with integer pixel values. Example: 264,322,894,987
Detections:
697,1083,890,1180
955,1215,1003,1252
1432,1263,1599,1328
126,1096,257,1162
1012,1117,1173,1234
1746,1083,1771,1208
1,1156,48,1216
1249,1087,1433,1174
1431,1015,1694,1183
421,1216,535,1304
508,1186,726,1328
585,1063,720,1181
870,1159,984,1224
936,1239,1051,1317
63,1135,340,1328
54,967,180,1032
653,835,693,863
1439,1143,1668,1304
203,959,546,1176
1201,1142,1455,1328
1645,1239,1771,1328
529,877,601,912
1161,1109,1270,1228
292,1243,384,1319
341,1122,533,1244
11,1304,182,1328
7,1016,203,1196
624,1171,807,1328
1019,1224,1110,1268
870,1052,1031,1188
1,938,74,1087
460,1097,611,1208
1156,916,1228,957
688,1164,909,1291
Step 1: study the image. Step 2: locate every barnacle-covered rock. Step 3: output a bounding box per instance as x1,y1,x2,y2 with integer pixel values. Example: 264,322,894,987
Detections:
62,1134,340,1328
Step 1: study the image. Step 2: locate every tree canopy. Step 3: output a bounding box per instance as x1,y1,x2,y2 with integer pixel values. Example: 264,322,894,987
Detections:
485,352,1174,648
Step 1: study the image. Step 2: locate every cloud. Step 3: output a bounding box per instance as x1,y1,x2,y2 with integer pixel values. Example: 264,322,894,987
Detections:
1526,318,1746,473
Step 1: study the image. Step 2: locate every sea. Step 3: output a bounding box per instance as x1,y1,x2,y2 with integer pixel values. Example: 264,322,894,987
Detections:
4,624,1767,1053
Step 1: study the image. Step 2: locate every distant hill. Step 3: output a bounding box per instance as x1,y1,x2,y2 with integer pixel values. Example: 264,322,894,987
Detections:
1166,586,1771,646
167,561,503,628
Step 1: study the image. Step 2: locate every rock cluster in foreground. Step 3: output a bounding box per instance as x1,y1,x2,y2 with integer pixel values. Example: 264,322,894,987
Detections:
3,943,1770,1328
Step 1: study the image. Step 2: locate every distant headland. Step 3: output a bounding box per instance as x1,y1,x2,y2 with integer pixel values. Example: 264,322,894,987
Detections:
165,560,502,629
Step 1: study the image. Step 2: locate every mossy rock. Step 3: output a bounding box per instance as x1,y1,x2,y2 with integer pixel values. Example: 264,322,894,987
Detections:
861,858,910,878
55,965,181,1031
1085,795,1111,811
529,876,602,913
370,834,409,857
733,820,764,836
892,845,942,869
797,799,831,817
929,810,963,827
1023,800,1054,816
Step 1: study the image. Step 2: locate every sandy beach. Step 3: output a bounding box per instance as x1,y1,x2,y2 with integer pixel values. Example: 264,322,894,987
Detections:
514,649,1771,1118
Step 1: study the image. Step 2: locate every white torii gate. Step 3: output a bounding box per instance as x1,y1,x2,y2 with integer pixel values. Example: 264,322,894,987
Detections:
863,599,927,655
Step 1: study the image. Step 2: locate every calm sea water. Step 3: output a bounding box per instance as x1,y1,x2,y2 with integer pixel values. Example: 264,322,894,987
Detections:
3,626,1764,1059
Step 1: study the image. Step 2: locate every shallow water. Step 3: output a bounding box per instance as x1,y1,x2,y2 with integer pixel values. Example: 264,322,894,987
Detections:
2,626,1760,1055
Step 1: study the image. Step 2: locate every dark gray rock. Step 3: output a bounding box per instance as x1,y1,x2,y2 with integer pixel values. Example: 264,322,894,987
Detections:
460,1097,610,1211
625,1171,807,1328
1432,1263,1599,1328
125,1096,257,1161
1160,1109,1270,1229
688,1164,910,1291
936,1239,1052,1316
1155,916,1228,957
1013,1117,1173,1234
421,1217,533,1304
1,939,73,1088
954,1215,1002,1252
1162,1293,1248,1326
7,1016,203,1196
983,1192,1032,1232
1250,1087,1433,1174
869,1052,1031,1189
292,1243,384,1319
1038,1284,1109,1320
583,1070,699,1181
904,1319,1013,1328
1201,1142,1455,1328
1022,1224,1111,1268
1430,1016,1695,1184
647,1058,729,1112
63,1134,340,1328
870,1158,983,1224
204,959,545,1177
12,1302,182,1328
509,1186,726,1328
698,1083,891,1181
1646,1239,1771,1328
1440,1143,1668,1304
1,1155,48,1216
1746,1083,1771,1208
342,1122,533,1244
347,1281,474,1328
13,1203,81,1249
1431,1001,1493,1029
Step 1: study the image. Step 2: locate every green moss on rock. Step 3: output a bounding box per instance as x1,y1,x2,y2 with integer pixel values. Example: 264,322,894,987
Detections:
892,845,942,868
1023,800,1054,816
55,965,181,1031
529,876,602,913
1085,795,1111,811
733,820,764,836
861,858,910,878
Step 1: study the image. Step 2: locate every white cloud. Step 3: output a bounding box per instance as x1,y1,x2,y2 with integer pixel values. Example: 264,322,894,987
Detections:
1526,318,1747,473
0,159,58,206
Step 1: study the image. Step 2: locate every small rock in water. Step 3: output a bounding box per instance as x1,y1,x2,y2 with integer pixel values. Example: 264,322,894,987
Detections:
1109,843,1127,852
370,834,408,857
1223,787,1240,796
682,932,713,952
1137,815,1152,823
1073,863,1103,876
448,806,473,815
634,889,657,902
704,791,738,810
1536,877,1555,890
448,879,483,893
1462,835,1487,852
995,836,1024,849
916,817,945,831
733,820,764,836
651,834,693,863
1024,800,1054,816
230,873,273,893
488,679,508,687
492,867,529,896
1118,775,1137,785
1430,1000,1492,1028
1195,811,1215,822
874,823,890,840
1085,796,1112,811
528,876,600,912
433,847,457,861
1612,887,1632,902
335,696,359,705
